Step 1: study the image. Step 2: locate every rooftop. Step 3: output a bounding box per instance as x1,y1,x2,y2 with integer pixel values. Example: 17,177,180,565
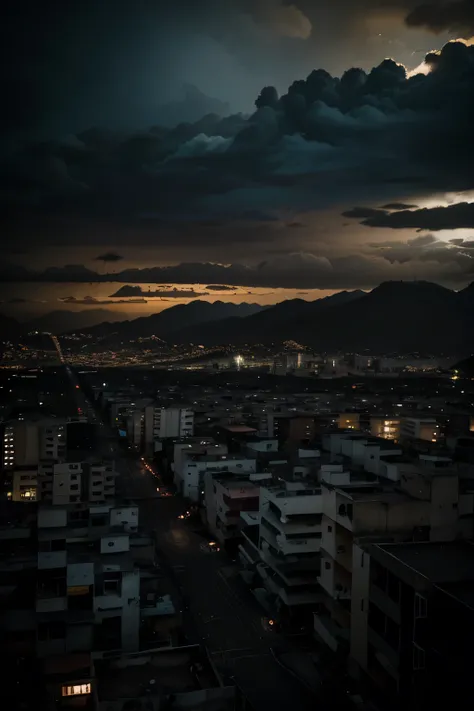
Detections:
216,479,260,497
220,425,257,433
96,646,218,701
336,485,409,504
373,541,474,585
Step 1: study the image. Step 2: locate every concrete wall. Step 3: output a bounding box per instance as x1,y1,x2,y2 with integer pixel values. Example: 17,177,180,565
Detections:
67,562,94,586
430,475,459,541
350,545,370,672
38,507,67,528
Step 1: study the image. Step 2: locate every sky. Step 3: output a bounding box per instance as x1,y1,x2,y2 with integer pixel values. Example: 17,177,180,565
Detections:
1,0,474,324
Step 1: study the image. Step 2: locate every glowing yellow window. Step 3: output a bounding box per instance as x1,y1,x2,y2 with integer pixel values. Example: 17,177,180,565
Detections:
62,684,91,696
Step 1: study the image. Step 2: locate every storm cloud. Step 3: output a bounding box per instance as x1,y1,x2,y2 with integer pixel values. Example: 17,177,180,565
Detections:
405,1,474,35
346,202,474,230
2,28,474,291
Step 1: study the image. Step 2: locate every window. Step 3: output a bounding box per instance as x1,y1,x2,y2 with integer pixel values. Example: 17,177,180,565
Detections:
38,621,66,641
327,525,332,532
414,593,427,619
62,684,91,697
70,484,79,491
387,572,400,604
38,539,66,552
103,579,120,595
324,561,331,570
413,643,425,670
91,515,108,527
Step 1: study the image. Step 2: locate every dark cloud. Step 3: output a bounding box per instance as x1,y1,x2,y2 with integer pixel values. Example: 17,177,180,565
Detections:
2,38,474,242
342,207,389,219
7,245,473,291
109,285,209,298
405,1,474,35
95,252,124,263
346,202,474,230
381,202,419,210
59,296,147,305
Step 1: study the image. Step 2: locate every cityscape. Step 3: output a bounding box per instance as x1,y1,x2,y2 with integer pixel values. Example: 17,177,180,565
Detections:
2,3,474,711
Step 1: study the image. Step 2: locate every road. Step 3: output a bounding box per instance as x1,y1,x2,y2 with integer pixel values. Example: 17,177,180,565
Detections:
118,454,315,711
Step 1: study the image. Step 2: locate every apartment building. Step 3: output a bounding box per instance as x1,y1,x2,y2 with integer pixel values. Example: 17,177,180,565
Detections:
315,476,431,654
2,418,66,471
203,472,261,544
143,404,194,450
272,414,316,445
38,459,116,505
323,432,404,477
256,480,324,612
174,447,256,502
314,454,474,659
1,500,177,662
11,467,38,501
35,503,141,657
370,416,401,441
337,413,360,430
352,541,474,711
400,417,441,443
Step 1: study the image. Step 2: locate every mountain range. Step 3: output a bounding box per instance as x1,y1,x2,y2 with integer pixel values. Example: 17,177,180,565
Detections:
176,281,472,354
71,300,265,340
1,282,473,355
76,282,474,354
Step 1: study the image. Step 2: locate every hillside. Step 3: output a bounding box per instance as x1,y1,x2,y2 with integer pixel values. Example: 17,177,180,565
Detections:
72,300,264,341
171,282,473,354
25,309,130,333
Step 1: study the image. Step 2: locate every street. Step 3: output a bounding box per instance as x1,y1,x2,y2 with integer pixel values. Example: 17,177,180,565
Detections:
117,452,316,710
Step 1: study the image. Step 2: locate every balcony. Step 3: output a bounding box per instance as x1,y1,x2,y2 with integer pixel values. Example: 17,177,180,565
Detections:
38,550,67,570
263,508,322,536
35,591,67,612
276,534,321,555
262,569,322,606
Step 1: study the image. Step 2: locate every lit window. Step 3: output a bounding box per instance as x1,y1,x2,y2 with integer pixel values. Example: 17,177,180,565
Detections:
62,684,91,697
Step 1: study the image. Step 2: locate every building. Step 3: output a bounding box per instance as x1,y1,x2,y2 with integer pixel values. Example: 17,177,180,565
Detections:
400,418,440,443
256,480,323,614
337,413,360,431
11,467,38,501
174,447,256,502
351,541,474,711
2,418,66,471
273,415,316,445
203,471,263,544
315,476,431,655
0,500,177,661
370,417,401,441
38,459,116,505
143,404,194,450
